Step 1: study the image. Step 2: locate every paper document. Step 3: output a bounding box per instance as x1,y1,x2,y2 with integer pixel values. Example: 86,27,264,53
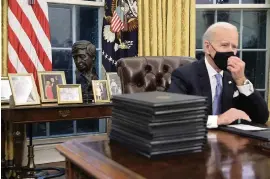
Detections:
227,124,268,131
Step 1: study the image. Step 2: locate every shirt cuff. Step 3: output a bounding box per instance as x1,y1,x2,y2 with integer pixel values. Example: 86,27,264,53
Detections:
207,115,218,129
237,80,254,96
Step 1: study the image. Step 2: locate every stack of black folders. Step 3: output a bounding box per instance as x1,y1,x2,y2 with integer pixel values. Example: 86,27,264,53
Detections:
109,91,208,158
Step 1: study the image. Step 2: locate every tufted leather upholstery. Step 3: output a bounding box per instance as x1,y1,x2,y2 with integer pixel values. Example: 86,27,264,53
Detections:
116,56,196,94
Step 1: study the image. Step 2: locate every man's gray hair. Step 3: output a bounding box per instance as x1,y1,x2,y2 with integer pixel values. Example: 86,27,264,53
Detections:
202,22,238,50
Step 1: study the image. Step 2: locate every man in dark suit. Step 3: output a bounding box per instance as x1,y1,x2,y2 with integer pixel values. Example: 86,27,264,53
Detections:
168,22,268,127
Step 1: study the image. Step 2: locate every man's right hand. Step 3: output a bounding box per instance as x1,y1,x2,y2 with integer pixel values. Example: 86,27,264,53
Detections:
217,108,251,125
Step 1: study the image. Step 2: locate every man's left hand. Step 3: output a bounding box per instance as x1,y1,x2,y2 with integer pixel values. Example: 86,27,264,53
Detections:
227,56,247,85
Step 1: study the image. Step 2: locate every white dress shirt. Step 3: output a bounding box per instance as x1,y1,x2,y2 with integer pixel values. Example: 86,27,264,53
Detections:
205,57,255,128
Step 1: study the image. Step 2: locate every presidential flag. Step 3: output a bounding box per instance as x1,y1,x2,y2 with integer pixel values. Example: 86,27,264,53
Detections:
102,0,138,72
8,0,52,82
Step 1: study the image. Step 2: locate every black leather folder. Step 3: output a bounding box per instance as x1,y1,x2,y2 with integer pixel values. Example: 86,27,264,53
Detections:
110,129,206,152
112,91,208,115
112,91,207,107
110,91,208,157
111,117,206,135
219,125,270,141
110,135,204,158
112,107,207,122
111,121,207,140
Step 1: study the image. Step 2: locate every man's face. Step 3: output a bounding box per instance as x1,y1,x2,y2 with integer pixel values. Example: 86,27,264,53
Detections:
73,49,93,72
204,27,239,57
50,78,54,83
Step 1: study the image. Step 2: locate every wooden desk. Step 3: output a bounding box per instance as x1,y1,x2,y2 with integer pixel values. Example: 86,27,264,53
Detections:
1,103,112,123
1,103,112,177
57,129,270,179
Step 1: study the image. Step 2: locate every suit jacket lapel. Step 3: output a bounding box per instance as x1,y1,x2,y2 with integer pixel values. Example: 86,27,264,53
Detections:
197,59,212,115
221,71,234,113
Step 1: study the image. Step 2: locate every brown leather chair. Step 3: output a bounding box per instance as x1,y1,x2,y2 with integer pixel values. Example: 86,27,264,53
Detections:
116,56,196,94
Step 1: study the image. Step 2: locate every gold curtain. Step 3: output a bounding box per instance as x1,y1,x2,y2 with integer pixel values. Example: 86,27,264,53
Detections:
138,0,195,57
1,0,8,76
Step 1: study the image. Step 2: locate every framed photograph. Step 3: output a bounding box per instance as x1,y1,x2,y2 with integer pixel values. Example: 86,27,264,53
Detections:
1,77,12,103
8,73,40,106
106,72,122,97
57,84,83,104
92,80,110,103
38,71,66,103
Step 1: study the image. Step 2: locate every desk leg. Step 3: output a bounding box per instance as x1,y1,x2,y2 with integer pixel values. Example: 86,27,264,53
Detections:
11,124,26,178
13,124,26,167
26,123,35,170
66,160,95,179
65,160,72,179
3,123,25,179
106,118,112,137
22,123,36,178
6,121,16,179
1,120,7,179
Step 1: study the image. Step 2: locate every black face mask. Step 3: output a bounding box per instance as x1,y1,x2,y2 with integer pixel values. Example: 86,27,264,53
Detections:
209,44,235,71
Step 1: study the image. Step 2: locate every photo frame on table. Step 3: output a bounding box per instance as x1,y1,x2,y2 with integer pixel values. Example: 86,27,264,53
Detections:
92,80,110,103
8,73,40,106
106,72,122,98
38,71,66,103
57,84,83,104
1,77,12,104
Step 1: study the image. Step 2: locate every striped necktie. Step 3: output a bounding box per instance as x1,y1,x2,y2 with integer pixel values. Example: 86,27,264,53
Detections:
212,73,223,115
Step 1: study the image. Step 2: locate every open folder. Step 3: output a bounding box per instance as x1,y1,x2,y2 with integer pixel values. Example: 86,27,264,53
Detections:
227,124,268,131
219,124,270,141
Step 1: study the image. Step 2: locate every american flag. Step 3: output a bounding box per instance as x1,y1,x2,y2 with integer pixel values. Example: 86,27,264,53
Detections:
111,8,124,33
8,0,52,82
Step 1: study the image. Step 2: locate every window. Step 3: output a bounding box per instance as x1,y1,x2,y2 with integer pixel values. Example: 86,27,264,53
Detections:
30,1,106,138
195,1,270,100
196,0,266,4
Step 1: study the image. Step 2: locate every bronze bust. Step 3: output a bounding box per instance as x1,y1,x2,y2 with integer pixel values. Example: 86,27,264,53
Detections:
72,40,99,102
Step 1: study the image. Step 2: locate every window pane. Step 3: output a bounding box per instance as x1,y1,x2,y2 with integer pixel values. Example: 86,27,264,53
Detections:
242,0,265,3
49,5,72,48
196,0,214,4
96,50,101,77
50,121,74,136
76,6,99,47
77,119,100,133
258,91,265,100
52,50,73,84
242,51,266,88
217,10,241,30
217,10,241,44
216,0,239,4
29,123,47,137
242,10,267,49
196,51,205,60
196,10,215,49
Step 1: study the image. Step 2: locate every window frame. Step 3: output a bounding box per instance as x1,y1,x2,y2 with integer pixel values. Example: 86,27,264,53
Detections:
196,3,270,101
196,0,270,6
47,0,104,6
31,0,106,144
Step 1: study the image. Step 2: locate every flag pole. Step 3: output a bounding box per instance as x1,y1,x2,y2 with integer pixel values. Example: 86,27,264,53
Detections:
119,0,122,43
2,0,8,76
